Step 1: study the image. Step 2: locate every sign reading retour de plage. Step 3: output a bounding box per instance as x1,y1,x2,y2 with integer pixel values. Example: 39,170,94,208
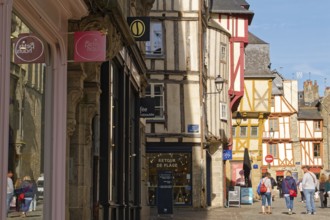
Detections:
14,34,45,64
74,31,106,62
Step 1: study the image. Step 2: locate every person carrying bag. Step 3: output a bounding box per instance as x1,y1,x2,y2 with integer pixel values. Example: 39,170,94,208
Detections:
281,171,297,215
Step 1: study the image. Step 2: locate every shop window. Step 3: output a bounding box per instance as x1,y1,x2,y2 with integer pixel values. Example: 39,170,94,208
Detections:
147,152,192,206
9,13,47,214
146,22,163,55
145,83,164,119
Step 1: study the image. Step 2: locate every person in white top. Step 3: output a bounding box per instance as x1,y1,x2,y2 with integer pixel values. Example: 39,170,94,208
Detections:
260,172,273,215
6,170,14,216
302,166,317,215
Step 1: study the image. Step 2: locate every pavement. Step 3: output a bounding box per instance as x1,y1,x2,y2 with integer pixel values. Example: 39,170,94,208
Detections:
6,197,330,219
149,197,330,220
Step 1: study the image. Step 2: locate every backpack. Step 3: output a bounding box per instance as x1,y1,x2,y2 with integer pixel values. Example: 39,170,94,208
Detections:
259,180,267,194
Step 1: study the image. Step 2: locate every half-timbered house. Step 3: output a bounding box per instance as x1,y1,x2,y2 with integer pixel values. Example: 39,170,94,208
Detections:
262,72,299,183
297,80,324,176
231,32,273,191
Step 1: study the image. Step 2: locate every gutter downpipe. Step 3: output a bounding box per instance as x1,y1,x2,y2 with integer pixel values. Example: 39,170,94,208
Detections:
198,0,205,208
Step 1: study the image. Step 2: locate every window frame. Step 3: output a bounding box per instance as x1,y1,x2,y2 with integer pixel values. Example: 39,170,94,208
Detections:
269,118,279,131
250,126,258,137
240,126,247,137
268,143,278,158
145,83,165,120
313,143,321,157
314,120,321,131
146,21,163,56
219,102,227,121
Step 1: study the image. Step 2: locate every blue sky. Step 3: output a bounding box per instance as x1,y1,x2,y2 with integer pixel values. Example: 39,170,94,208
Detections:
248,0,330,96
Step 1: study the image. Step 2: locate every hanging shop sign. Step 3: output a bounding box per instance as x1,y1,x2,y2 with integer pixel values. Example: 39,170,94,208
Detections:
223,150,232,160
14,34,45,64
74,31,106,62
140,97,155,118
127,17,150,41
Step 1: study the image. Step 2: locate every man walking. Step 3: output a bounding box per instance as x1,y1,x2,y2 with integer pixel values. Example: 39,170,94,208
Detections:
6,170,14,216
302,166,317,215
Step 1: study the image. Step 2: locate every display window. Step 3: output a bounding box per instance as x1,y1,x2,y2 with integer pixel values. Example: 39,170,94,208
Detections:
147,152,192,206
7,13,47,216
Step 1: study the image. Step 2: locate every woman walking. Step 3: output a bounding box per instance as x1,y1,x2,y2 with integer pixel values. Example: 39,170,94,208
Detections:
260,172,273,214
318,173,327,208
281,171,297,215
17,176,37,217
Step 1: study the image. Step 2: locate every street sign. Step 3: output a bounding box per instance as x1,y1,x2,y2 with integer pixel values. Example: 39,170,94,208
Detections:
265,154,274,163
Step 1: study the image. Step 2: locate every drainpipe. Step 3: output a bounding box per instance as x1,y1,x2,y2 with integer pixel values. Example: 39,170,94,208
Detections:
198,0,205,208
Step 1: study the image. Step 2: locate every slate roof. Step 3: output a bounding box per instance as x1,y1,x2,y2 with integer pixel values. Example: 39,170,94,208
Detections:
248,32,268,44
207,19,231,35
298,107,323,120
210,0,254,24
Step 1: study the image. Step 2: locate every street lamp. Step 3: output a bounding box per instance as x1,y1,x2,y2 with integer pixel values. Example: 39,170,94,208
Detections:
236,112,242,126
214,75,225,92
205,75,225,95
269,128,274,141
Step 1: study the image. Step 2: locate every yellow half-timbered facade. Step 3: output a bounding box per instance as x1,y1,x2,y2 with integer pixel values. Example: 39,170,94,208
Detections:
230,32,273,190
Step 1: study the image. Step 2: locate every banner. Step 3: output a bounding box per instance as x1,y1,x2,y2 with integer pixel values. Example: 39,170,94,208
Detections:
14,34,45,64
127,17,150,41
74,31,106,62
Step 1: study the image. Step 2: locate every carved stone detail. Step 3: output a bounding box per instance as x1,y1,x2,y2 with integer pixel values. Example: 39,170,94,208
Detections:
67,71,86,137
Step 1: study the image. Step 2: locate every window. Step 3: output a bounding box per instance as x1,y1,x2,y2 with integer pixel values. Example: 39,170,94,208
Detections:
147,152,192,206
269,118,279,131
145,83,164,119
313,143,321,157
314,121,321,130
220,44,226,61
251,126,258,137
232,126,236,137
146,22,163,55
220,102,227,120
271,98,275,107
268,144,278,158
240,126,247,137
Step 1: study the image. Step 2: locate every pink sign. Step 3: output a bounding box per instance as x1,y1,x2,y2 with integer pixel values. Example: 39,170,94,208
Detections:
14,34,45,64
74,31,106,62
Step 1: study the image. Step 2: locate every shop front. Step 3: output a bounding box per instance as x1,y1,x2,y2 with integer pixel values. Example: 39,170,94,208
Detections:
0,0,88,219
147,150,192,206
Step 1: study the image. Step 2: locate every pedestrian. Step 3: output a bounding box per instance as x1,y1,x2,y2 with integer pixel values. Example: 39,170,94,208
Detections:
318,173,327,208
6,170,14,216
269,175,277,201
14,178,22,211
277,177,283,198
302,166,317,215
260,172,272,215
324,174,330,207
281,170,297,215
298,179,305,202
18,175,36,217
